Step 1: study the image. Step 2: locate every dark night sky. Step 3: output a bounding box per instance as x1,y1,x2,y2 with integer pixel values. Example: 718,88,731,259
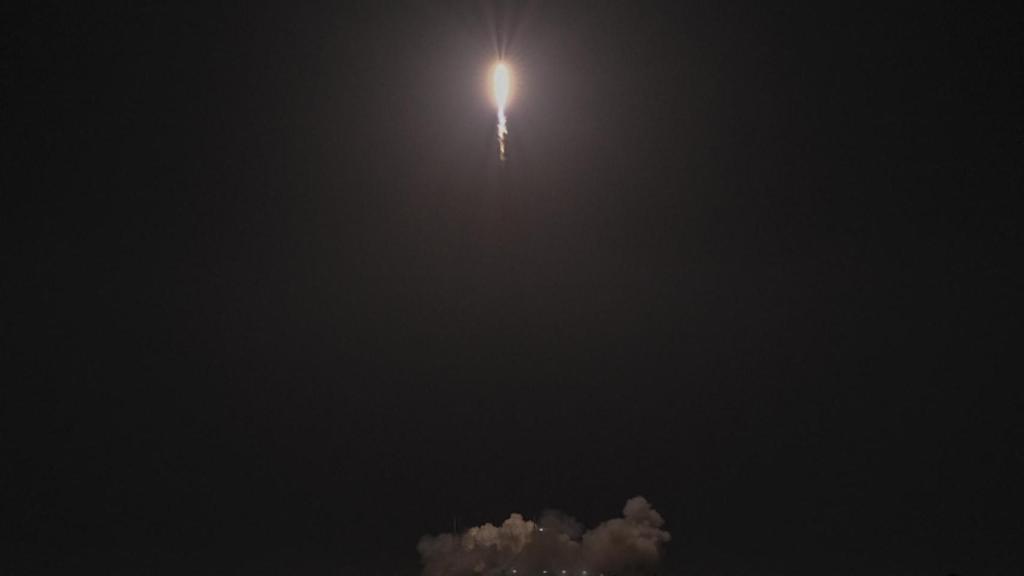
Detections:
4,2,1021,574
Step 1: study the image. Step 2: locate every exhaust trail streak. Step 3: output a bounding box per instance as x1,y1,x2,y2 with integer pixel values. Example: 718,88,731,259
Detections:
494,62,510,162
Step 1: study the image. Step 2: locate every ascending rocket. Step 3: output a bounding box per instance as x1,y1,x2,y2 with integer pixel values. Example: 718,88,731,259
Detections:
493,62,510,162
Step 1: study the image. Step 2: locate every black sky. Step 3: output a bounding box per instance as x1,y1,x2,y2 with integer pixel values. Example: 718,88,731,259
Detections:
5,2,1022,575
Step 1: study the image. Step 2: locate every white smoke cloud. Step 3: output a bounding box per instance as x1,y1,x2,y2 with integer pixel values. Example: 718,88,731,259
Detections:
418,497,670,576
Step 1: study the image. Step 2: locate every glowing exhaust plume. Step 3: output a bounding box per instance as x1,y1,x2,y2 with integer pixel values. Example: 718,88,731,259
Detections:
494,62,510,110
493,62,510,162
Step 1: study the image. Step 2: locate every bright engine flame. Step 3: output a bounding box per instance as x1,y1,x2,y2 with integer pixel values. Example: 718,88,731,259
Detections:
493,62,510,162
494,62,510,111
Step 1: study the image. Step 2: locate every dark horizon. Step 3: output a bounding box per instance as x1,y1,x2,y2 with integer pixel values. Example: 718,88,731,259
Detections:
5,2,1020,575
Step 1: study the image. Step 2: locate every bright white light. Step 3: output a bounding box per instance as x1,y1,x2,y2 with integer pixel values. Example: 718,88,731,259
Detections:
493,62,511,162
493,62,510,111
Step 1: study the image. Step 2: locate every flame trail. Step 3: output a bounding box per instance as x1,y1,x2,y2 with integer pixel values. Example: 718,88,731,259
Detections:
497,108,508,162
494,62,510,162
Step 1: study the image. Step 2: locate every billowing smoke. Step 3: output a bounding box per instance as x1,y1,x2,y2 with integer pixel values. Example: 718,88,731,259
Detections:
418,496,670,576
